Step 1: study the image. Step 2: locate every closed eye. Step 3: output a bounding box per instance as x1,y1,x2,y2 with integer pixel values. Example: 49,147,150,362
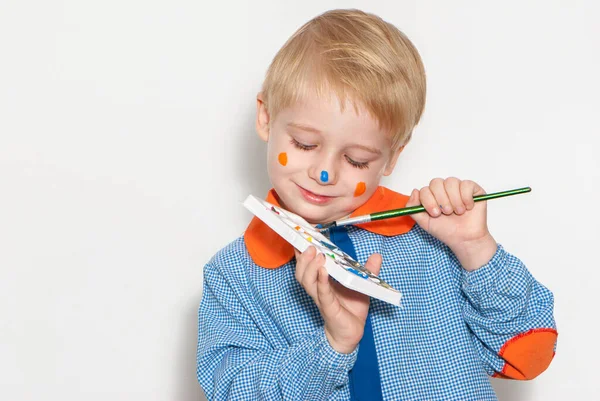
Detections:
345,155,369,169
290,138,316,151
291,138,369,169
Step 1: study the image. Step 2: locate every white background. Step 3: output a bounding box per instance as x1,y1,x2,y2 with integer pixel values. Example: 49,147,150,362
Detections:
1,1,598,400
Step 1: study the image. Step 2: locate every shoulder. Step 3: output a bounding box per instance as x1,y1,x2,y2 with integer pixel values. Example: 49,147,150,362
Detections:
204,236,255,284
209,236,250,266
201,237,273,327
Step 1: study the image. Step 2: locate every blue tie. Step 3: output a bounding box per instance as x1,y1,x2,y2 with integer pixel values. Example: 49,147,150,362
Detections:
328,226,384,401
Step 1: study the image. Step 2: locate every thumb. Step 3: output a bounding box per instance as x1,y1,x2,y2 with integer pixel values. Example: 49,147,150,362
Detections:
405,188,420,207
364,253,383,276
406,189,429,227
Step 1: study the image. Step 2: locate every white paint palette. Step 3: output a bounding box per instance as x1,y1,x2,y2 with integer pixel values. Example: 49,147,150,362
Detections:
243,195,401,306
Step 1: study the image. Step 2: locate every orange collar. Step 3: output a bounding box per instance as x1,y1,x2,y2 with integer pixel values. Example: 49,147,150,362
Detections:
244,186,416,269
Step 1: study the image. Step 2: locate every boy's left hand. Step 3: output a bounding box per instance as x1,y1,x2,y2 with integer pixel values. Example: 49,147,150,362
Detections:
406,177,497,271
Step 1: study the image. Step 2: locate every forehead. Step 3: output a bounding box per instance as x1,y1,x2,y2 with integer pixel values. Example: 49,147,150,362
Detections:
275,92,391,146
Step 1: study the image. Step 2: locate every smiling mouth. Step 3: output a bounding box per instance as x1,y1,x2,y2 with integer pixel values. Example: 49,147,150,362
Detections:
296,184,336,205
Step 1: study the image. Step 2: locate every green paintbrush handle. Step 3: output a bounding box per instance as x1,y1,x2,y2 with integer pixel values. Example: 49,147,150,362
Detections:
371,186,532,221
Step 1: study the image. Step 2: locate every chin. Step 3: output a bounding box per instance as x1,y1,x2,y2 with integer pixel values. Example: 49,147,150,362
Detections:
290,199,357,225
284,201,329,224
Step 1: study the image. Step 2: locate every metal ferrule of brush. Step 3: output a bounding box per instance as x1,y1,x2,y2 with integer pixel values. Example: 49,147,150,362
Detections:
336,215,372,227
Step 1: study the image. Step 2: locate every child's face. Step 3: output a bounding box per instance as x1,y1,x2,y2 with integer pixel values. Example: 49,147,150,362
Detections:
256,92,402,224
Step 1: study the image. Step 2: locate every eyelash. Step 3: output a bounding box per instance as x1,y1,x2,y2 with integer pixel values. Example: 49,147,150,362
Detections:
345,156,369,169
290,138,315,151
290,139,370,169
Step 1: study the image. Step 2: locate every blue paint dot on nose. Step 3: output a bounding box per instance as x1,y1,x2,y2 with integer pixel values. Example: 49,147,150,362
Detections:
320,170,329,182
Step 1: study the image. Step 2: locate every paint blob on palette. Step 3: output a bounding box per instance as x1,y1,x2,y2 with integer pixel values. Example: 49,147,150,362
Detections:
244,195,401,306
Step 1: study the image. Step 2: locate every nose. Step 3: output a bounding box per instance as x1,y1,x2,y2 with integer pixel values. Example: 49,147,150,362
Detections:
309,156,337,186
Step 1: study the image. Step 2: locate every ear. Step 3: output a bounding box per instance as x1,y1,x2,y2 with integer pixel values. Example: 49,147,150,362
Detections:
256,92,270,142
383,145,405,176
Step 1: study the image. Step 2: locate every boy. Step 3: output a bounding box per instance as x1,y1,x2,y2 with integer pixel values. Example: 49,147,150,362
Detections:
197,9,557,401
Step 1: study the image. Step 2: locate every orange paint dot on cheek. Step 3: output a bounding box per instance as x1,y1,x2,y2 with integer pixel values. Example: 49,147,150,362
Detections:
278,152,288,166
354,182,366,197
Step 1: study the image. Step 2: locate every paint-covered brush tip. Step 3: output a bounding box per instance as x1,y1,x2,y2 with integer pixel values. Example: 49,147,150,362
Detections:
317,221,336,232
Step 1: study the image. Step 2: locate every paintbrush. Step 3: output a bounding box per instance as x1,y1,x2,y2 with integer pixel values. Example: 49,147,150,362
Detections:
316,186,532,232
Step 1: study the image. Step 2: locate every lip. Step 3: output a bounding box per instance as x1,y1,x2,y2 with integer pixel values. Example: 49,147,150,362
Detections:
296,184,336,205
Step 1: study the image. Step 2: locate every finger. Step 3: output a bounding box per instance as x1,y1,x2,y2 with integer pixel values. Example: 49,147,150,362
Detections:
301,252,325,301
295,246,316,283
294,247,310,282
419,186,442,217
429,178,453,215
316,266,341,318
445,177,466,215
364,253,382,275
407,189,429,227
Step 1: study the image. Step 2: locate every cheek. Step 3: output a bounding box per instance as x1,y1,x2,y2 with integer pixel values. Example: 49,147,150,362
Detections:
354,182,367,197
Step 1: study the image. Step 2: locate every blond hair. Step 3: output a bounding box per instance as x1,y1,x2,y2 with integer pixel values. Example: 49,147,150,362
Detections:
261,9,426,151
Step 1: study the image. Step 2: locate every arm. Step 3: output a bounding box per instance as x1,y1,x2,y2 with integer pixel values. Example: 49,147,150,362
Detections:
405,178,557,380
196,261,357,400
459,244,557,380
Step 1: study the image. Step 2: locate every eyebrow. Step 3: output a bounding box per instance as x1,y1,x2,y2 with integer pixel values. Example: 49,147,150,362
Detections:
287,122,322,134
351,144,382,155
287,122,382,155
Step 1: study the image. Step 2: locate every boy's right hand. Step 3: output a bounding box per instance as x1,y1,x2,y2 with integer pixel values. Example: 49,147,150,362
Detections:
294,246,382,354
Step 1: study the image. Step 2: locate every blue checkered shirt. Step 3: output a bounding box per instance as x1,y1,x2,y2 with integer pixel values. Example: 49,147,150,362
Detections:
196,224,556,400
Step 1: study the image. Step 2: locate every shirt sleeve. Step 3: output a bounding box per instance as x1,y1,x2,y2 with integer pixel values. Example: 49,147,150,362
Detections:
460,244,558,380
196,261,358,400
